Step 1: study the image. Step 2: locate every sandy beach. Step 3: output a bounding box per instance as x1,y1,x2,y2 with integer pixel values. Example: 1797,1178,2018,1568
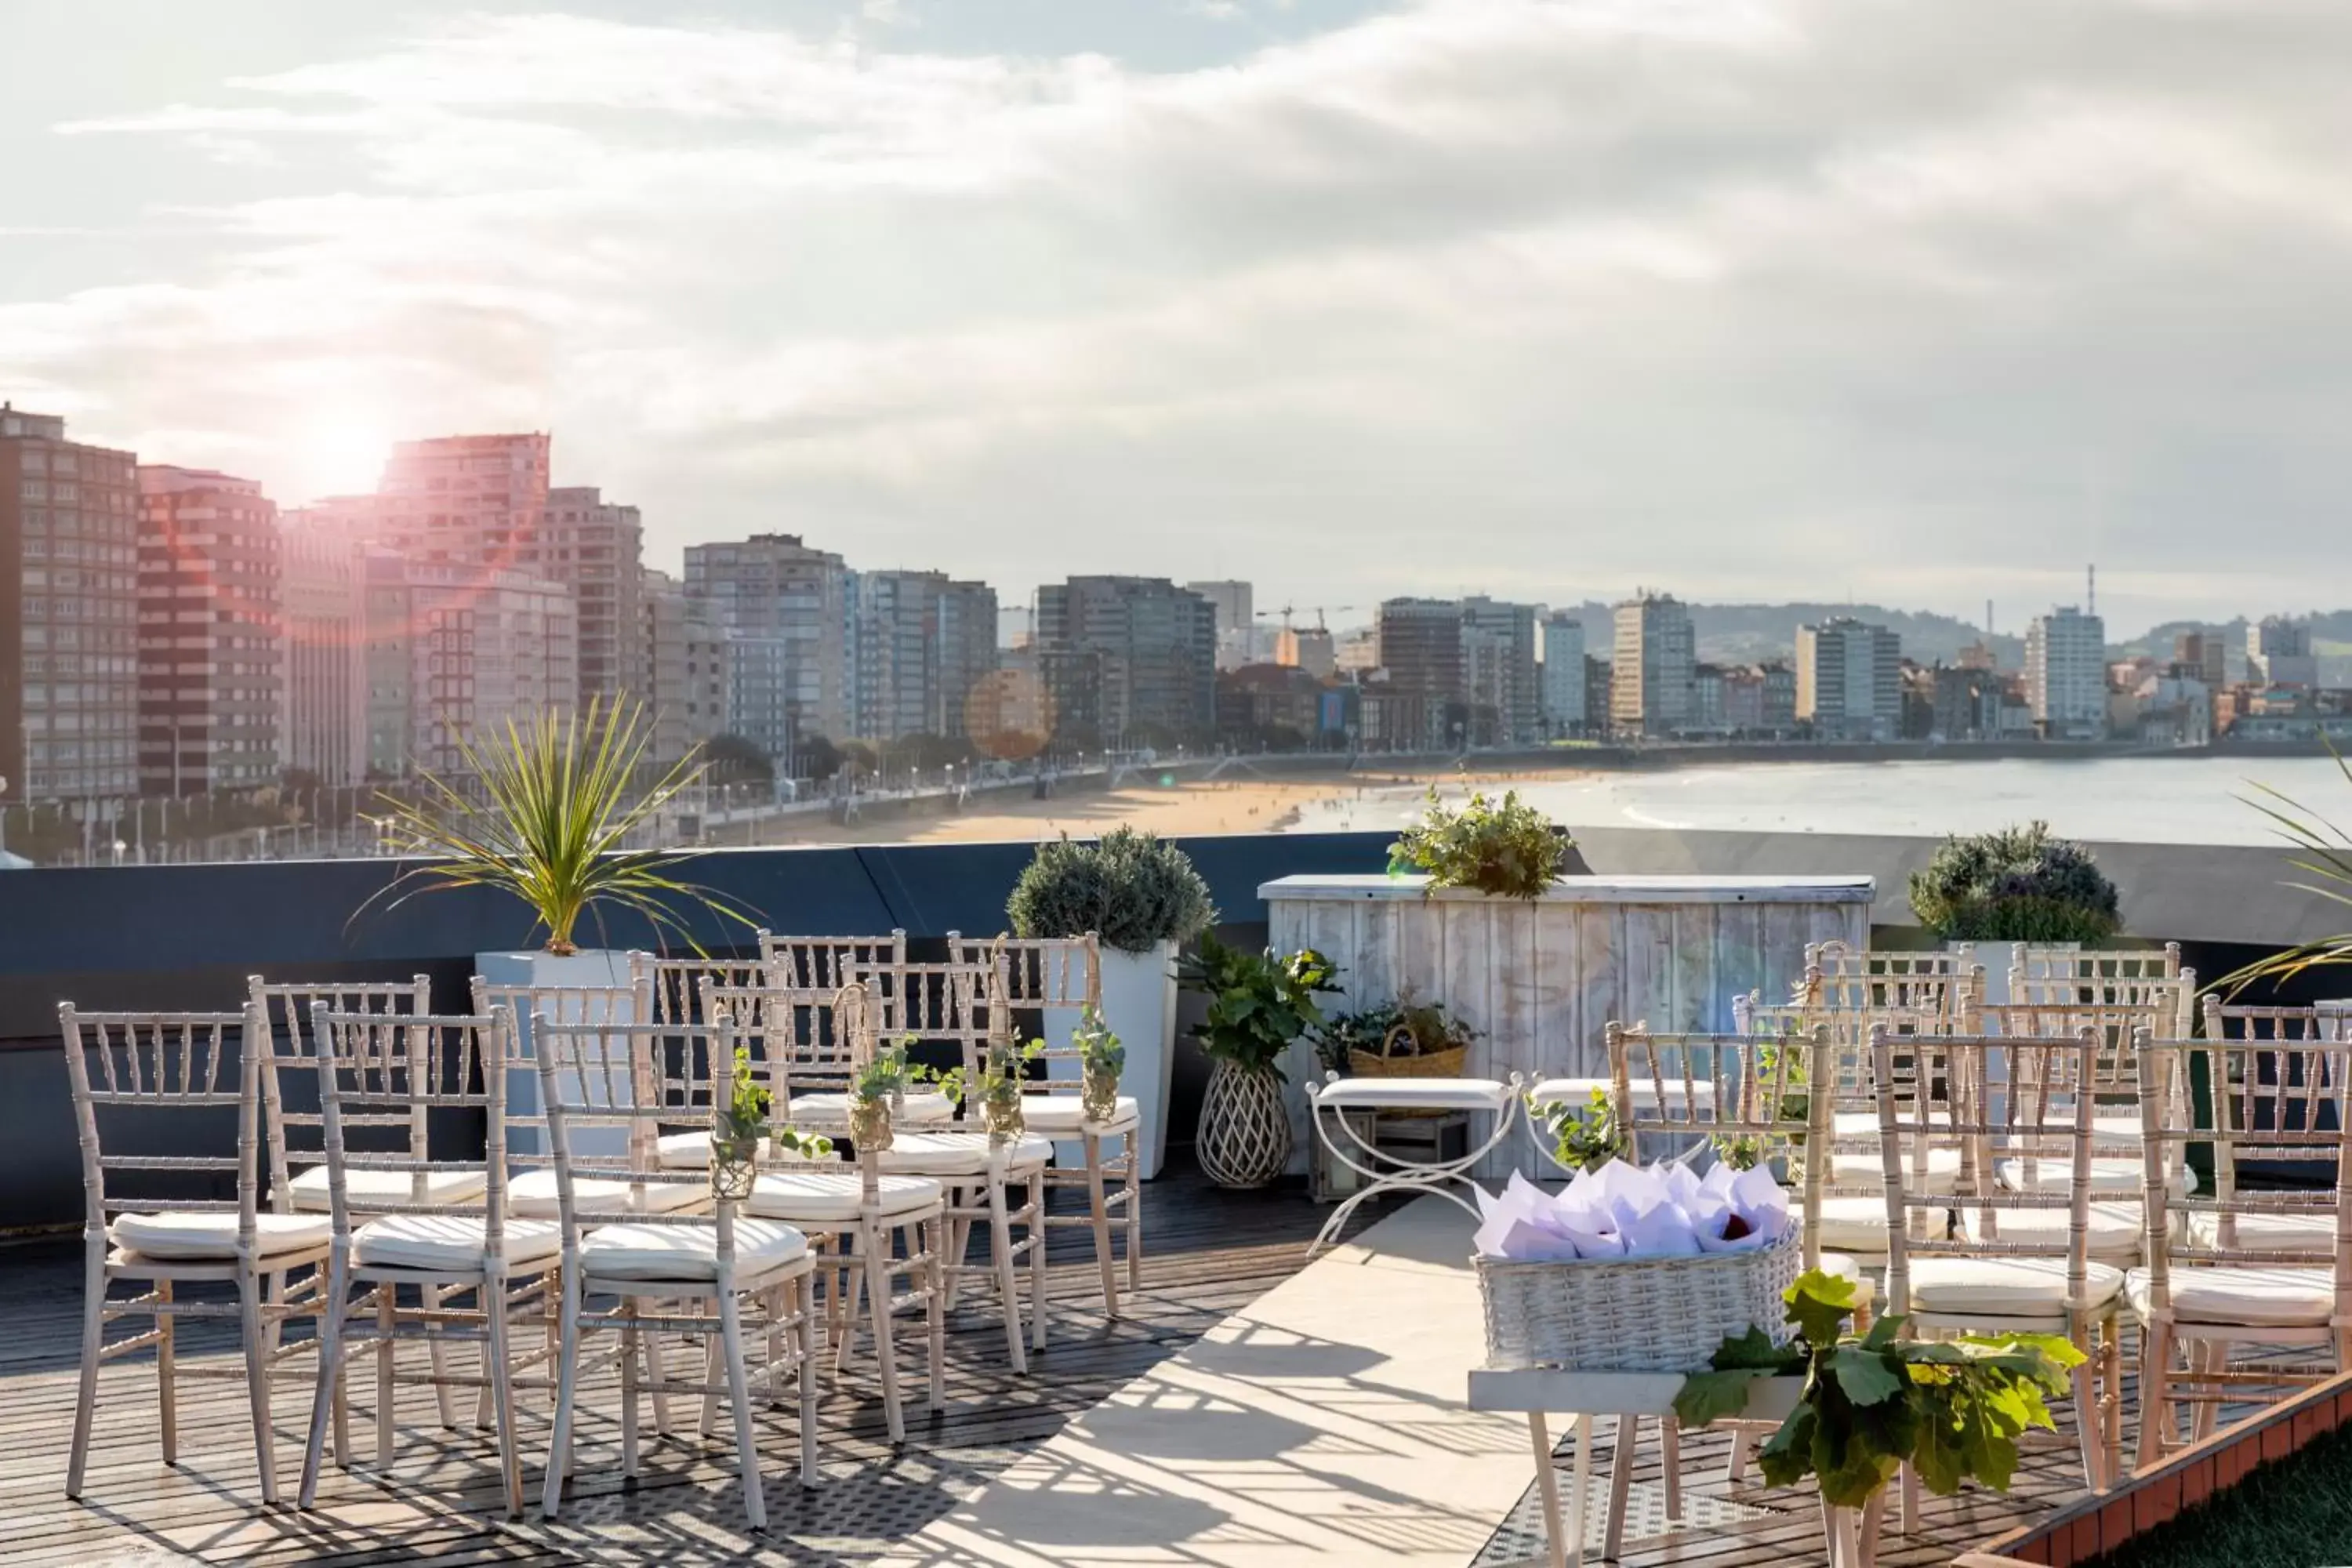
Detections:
750,765,1596,848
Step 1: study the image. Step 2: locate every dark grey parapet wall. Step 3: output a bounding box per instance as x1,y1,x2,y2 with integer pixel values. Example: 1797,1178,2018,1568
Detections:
0,823,2332,1233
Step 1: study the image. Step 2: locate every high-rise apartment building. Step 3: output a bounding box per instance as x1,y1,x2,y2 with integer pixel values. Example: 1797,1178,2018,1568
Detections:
684,534,851,766
2025,605,2107,739
279,514,366,786
1611,593,1694,737
2172,630,2227,691
0,405,140,804
848,571,1000,742
1539,615,1585,735
361,551,414,779
1035,577,1218,743
2250,616,2318,689
534,486,644,715
1462,596,1541,744
1374,598,1461,748
136,466,282,795
1690,663,1728,732
1795,615,1902,741
360,553,578,777
1186,579,1257,670
369,432,552,568
641,568,732,764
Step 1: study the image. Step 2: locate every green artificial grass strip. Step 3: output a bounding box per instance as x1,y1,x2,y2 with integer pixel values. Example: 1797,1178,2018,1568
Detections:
2092,1421,2352,1568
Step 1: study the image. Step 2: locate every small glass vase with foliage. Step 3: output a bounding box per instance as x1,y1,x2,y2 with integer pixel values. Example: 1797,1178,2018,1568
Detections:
1387,785,1572,900
1673,1270,2084,1518
358,696,757,956
1907,821,2120,945
1528,1086,1625,1173
1073,1007,1126,1123
710,1044,833,1200
1006,827,1217,955
848,1039,915,1152
978,1038,1045,1142
1713,1027,1811,1177
1178,935,1338,1082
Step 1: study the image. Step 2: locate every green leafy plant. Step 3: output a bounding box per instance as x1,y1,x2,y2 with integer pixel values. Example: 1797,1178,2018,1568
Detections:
852,1038,916,1104
1673,1269,2085,1506
1073,1007,1125,1078
918,1037,1044,1111
1907,821,2120,944
2219,745,2352,995
1309,1004,1402,1076
713,1042,830,1157
357,696,755,955
1528,1087,1625,1172
1177,935,1338,1081
1715,1027,1811,1171
1387,786,1571,899
1006,827,1217,955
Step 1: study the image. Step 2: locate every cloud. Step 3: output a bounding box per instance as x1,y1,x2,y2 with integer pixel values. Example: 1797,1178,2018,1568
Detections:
9,0,2352,633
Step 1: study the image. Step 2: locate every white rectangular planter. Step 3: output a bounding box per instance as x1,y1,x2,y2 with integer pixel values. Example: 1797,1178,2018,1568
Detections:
1261,874,1875,1178
475,949,640,1155
1041,939,1177,1181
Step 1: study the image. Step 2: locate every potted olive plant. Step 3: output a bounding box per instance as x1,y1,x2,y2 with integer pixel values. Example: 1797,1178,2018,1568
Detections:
1007,828,1215,1179
359,697,756,1131
1908,821,2120,1001
1178,936,1336,1189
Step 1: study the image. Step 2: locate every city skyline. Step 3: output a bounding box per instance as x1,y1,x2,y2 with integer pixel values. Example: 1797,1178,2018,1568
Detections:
8,2,2352,632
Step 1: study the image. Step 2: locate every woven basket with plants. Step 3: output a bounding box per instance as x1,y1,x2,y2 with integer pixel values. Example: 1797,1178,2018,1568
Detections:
1313,997,1476,1117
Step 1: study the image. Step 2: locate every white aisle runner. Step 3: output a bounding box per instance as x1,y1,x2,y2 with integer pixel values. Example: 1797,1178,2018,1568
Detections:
881,1198,1533,1568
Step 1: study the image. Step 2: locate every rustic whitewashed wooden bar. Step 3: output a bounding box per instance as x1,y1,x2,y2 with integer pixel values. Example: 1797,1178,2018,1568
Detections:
1261,873,1875,1175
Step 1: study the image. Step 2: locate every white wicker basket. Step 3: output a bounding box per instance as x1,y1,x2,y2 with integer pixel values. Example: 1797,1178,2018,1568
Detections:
1475,1227,1803,1372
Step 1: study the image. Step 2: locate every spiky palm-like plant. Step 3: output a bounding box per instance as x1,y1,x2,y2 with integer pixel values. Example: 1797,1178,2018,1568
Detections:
2220,746,2352,995
358,698,755,955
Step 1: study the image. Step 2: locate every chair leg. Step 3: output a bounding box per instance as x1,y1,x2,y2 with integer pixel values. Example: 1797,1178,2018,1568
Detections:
2067,1323,2103,1493
796,1273,820,1487
1028,1175,1049,1355
836,1233,867,1379
717,1290,766,1530
425,1283,458,1428
988,1178,1027,1374
238,1268,279,1507
1084,1134,1119,1319
541,1266,583,1520
866,1221,907,1445
924,1214,947,1414
946,1203,971,1312
1125,1134,1144,1297
2136,1322,2171,1469
1723,1426,1753,1486
299,1254,349,1509
2190,1340,2223,1443
483,1273,522,1519
620,1301,641,1481
154,1278,179,1468
66,1246,104,1501
2103,1316,2125,1487
1660,1414,1683,1524
1603,1414,1638,1563
375,1284,397,1467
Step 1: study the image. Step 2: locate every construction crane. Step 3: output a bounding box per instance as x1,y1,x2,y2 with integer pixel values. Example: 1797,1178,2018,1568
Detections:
1257,604,1357,631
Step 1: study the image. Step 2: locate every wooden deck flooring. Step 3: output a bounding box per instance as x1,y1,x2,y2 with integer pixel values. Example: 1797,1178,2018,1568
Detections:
0,1168,2200,1568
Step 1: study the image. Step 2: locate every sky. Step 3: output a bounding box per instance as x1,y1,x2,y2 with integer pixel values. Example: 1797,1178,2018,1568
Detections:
4,0,2350,640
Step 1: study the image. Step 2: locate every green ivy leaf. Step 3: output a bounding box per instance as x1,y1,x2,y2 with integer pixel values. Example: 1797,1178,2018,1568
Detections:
1675,1370,1775,1429
1828,1347,1907,1407
1784,1269,1861,1348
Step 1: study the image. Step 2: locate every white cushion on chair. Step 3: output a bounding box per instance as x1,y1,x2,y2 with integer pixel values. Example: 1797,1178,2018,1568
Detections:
1316,1076,1514,1112
1960,1202,2145,1262
1020,1094,1140,1132
1996,1158,2193,1197
580,1219,807,1283
2187,1210,2339,1256
1799,1196,1893,1255
1829,1145,1968,1193
286,1164,487,1211
657,1131,775,1169
110,1210,332,1261
1907,1255,2124,1316
786,1091,956,1126
874,1131,1052,1177
1530,1077,1715,1111
2125,1265,2337,1327
351,1213,561,1272
746,1170,942,1223
506,1169,706,1219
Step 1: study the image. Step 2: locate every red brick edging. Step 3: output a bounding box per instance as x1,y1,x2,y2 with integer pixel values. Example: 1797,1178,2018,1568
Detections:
1956,1370,2352,1566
